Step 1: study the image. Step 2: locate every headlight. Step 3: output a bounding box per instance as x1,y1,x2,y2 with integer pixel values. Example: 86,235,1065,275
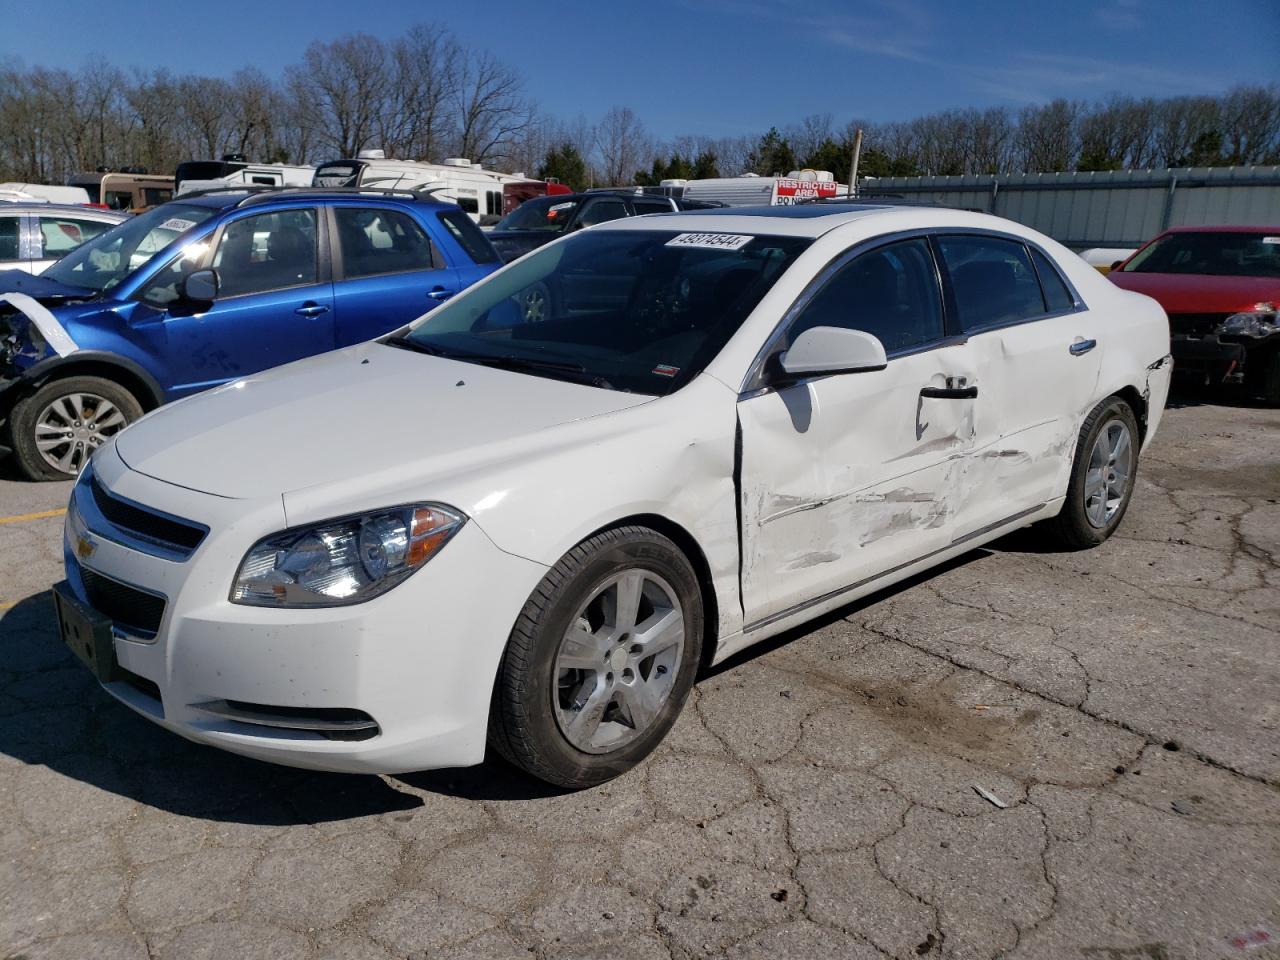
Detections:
230,503,465,607
1216,305,1279,339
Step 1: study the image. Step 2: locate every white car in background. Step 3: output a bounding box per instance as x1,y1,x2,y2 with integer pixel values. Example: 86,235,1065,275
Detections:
0,203,128,274
55,203,1172,788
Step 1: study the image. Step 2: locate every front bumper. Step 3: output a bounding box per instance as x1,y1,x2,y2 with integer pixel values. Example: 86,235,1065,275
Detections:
60,446,548,774
1169,336,1246,386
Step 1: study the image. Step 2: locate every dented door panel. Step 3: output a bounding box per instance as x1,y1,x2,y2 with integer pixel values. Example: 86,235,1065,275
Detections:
738,346,977,626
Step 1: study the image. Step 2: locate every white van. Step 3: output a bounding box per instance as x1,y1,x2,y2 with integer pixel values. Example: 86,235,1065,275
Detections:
313,151,525,223
0,183,92,205
174,157,315,195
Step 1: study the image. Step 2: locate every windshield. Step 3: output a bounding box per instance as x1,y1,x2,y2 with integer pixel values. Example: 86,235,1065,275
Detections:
494,196,579,233
1121,231,1280,278
398,229,812,395
42,203,219,294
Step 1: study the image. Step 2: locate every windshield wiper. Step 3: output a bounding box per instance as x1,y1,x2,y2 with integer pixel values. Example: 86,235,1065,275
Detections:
460,353,614,389
384,335,448,356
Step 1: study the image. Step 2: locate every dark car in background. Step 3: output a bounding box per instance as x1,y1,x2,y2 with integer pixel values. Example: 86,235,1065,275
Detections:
0,188,501,479
1109,226,1280,404
486,191,721,263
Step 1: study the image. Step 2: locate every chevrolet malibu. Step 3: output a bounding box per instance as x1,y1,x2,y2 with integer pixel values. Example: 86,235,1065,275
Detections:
55,204,1172,788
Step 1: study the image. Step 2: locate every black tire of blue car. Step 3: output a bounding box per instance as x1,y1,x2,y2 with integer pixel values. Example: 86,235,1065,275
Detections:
1041,396,1140,550
7,376,142,481
488,526,704,788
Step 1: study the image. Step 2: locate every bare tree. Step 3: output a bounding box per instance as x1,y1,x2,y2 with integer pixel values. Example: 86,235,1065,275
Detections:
595,107,648,185
288,34,390,158
451,50,534,165
1015,99,1079,173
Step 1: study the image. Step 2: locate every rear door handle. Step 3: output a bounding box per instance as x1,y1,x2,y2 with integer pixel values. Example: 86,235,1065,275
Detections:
427,287,454,301
294,302,330,317
1069,338,1097,356
920,385,978,400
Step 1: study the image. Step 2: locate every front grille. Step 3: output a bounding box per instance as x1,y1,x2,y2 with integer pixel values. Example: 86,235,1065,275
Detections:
79,565,166,638
1168,312,1228,338
90,475,207,556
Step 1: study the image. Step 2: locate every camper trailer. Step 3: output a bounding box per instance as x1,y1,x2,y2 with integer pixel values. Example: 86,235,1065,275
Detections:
313,151,526,223
67,171,174,211
174,155,315,195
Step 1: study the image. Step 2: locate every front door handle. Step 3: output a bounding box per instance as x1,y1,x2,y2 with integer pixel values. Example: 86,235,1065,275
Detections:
1069,338,1097,356
920,385,978,400
294,302,330,317
427,287,454,301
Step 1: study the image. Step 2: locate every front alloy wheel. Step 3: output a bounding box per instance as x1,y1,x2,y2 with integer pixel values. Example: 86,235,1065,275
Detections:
554,569,685,754
489,526,703,788
8,375,142,481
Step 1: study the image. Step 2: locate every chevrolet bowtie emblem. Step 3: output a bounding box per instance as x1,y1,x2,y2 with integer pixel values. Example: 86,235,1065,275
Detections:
76,535,96,560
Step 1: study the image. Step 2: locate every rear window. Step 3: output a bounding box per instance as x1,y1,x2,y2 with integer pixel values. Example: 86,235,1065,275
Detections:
437,210,500,265
1029,247,1076,313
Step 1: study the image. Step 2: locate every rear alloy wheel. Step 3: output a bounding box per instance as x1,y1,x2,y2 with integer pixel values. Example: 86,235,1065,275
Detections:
489,526,703,788
8,376,142,481
1041,396,1140,549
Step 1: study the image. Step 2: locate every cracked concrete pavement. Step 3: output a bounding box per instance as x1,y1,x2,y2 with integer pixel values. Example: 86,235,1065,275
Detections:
1,397,1277,960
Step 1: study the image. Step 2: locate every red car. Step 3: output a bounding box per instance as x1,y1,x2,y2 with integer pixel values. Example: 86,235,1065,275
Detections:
1109,226,1280,404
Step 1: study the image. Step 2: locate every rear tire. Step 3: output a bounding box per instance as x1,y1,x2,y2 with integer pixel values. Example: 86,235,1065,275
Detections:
1040,396,1140,550
488,526,703,789
7,376,142,481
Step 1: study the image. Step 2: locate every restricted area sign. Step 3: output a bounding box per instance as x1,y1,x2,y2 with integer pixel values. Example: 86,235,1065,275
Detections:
772,177,841,205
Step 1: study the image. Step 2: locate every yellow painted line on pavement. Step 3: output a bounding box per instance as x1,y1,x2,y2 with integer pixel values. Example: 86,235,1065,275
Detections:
0,507,66,525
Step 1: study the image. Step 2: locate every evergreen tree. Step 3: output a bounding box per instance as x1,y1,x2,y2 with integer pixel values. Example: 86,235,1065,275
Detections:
746,128,797,176
537,143,588,191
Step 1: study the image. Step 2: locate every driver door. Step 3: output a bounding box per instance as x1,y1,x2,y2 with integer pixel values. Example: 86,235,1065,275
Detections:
738,237,982,626
133,208,335,397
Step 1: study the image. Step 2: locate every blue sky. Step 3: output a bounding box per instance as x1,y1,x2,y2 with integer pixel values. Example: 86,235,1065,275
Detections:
3,0,1277,138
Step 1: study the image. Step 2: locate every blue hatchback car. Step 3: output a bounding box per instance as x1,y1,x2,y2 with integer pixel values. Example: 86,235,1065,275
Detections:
0,189,501,478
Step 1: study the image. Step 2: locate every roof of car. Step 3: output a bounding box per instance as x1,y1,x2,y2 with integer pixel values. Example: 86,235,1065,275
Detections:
1161,225,1280,234
0,202,129,217
168,188,459,212
595,202,933,238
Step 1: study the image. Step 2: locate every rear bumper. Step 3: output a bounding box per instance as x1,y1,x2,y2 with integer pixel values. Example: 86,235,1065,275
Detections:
1170,336,1246,385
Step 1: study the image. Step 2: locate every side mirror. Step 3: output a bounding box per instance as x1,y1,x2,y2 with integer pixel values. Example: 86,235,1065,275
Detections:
779,326,888,379
182,268,219,303
1109,260,1123,272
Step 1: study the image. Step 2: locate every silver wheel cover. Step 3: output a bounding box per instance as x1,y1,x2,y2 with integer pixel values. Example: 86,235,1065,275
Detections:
1084,419,1134,528
553,568,685,755
33,392,128,475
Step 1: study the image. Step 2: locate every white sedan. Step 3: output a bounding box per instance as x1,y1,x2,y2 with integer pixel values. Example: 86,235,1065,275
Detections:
55,204,1172,787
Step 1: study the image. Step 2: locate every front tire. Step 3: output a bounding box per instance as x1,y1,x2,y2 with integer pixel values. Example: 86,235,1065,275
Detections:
1041,396,1140,550
488,526,703,788
7,376,142,481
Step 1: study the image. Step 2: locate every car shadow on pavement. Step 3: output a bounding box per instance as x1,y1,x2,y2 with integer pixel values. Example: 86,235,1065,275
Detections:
0,591,425,825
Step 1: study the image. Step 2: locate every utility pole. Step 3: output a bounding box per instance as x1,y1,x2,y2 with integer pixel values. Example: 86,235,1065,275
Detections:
847,128,863,199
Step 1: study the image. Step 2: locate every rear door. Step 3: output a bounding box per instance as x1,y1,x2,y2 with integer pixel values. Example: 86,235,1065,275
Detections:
738,236,981,626
330,205,461,346
132,207,335,396
934,233,1103,537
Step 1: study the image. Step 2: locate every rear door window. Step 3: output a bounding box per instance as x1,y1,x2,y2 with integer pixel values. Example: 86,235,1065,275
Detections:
1028,246,1077,313
436,210,500,264
38,216,113,257
336,207,436,278
632,199,673,216
936,235,1047,332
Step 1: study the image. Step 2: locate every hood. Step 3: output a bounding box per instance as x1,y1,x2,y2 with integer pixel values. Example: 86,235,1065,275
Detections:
115,340,654,500
487,230,556,263
1108,271,1280,314
0,269,100,305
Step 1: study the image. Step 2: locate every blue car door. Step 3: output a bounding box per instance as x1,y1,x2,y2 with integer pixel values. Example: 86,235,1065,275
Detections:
133,207,335,397
329,206,461,346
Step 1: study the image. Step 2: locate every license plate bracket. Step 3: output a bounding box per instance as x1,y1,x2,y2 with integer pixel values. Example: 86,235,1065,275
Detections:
53,580,118,682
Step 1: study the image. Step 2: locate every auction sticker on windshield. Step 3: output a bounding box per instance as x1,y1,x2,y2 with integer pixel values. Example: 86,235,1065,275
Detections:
159,218,197,233
665,233,753,250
